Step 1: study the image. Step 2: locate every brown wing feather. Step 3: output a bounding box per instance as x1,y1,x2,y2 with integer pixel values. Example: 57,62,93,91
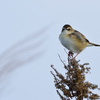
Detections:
70,30,88,43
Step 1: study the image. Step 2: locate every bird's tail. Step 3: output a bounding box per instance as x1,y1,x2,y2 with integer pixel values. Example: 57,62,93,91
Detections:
87,42,100,46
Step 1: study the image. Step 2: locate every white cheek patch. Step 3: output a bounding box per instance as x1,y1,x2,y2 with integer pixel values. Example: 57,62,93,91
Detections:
62,30,69,35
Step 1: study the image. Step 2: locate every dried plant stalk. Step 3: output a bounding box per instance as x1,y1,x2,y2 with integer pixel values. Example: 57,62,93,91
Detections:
51,51,100,100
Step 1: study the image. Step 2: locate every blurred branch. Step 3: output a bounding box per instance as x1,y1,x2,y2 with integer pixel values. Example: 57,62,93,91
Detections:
0,23,52,89
51,51,100,100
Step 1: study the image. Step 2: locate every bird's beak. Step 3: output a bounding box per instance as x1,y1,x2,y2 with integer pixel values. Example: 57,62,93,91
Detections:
62,27,66,32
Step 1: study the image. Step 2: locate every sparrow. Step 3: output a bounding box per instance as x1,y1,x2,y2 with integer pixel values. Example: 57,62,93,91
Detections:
59,24,100,59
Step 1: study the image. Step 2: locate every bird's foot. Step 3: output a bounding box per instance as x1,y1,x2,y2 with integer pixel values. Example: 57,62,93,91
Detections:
68,51,74,57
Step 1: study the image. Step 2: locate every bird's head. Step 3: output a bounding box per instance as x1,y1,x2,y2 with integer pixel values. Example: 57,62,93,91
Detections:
62,24,74,34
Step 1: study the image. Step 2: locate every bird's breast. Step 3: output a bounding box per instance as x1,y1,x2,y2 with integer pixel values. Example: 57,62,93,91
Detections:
59,34,87,53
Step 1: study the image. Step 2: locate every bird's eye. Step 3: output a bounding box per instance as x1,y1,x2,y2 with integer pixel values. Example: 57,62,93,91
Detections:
67,28,71,31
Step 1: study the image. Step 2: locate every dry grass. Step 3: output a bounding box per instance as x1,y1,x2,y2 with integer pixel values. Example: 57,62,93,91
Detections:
51,51,100,100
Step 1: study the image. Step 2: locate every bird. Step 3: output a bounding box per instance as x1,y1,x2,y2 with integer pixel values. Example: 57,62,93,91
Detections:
59,24,100,59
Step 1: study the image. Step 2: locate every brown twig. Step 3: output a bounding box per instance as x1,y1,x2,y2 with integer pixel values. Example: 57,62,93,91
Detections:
51,53,100,100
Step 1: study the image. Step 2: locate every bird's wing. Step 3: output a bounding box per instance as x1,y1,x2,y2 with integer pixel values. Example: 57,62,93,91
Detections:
69,30,89,43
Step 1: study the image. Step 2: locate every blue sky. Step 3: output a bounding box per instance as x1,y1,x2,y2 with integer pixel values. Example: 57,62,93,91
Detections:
0,0,100,100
